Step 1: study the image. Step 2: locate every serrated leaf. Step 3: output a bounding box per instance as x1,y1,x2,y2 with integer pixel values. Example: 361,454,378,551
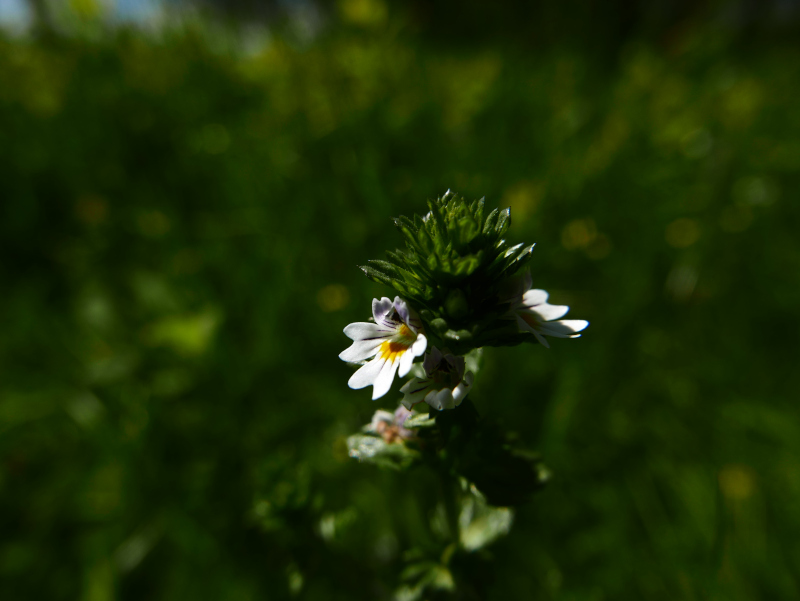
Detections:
360,264,394,286
394,215,418,234
453,254,481,276
474,196,485,224
426,199,448,243
384,251,414,273
483,208,499,235
495,207,511,236
456,216,480,247
399,228,425,256
413,225,432,253
503,242,525,258
502,242,535,274
368,258,405,276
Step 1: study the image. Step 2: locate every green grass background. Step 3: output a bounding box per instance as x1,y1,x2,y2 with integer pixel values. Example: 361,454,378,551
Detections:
1,6,799,600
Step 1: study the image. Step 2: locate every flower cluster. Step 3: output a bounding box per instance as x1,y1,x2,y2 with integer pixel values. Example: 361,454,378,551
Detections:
338,192,589,412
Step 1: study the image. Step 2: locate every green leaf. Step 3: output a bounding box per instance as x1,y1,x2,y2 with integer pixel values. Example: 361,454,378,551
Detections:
456,216,480,247
414,225,433,254
426,199,448,243
346,434,418,470
453,254,480,276
360,264,393,286
495,207,511,236
367,259,405,279
482,208,499,235
459,487,514,551
474,196,485,224
404,413,436,429
393,215,418,235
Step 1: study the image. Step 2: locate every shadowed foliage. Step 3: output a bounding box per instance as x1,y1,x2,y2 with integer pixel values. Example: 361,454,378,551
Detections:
1,4,799,600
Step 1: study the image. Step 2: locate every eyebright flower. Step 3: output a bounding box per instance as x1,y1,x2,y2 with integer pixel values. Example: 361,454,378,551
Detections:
365,405,416,443
339,297,427,400
502,271,588,348
400,347,474,411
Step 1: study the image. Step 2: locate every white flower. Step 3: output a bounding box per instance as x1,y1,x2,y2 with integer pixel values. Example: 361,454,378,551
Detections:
339,297,428,400
400,347,474,411
365,405,416,443
501,271,588,348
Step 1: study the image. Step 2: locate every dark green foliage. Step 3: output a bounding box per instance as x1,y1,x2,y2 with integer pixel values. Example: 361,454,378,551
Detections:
434,401,549,507
348,401,547,507
362,192,536,354
1,11,800,601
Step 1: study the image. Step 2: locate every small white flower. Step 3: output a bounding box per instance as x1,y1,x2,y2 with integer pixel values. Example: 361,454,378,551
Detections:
501,271,588,348
339,297,428,400
365,405,416,443
400,347,474,411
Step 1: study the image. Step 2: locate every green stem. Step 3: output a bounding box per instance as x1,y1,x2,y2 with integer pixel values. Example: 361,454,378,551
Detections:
438,464,460,546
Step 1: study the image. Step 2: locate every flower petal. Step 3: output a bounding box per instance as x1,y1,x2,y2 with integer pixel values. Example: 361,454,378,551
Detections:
539,319,589,338
439,390,456,410
410,333,427,358
422,347,441,375
522,288,549,306
516,314,550,348
348,357,385,390
443,353,465,378
531,303,569,321
452,372,474,406
339,338,383,363
393,297,410,324
426,388,454,411
424,389,442,411
372,297,395,327
394,296,423,330
398,347,416,378
400,377,427,394
343,322,392,341
372,357,401,400
401,384,429,409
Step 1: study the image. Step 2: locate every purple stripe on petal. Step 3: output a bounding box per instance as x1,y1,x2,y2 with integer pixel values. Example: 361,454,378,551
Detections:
372,297,396,328
400,378,431,395
393,297,410,324
394,296,424,330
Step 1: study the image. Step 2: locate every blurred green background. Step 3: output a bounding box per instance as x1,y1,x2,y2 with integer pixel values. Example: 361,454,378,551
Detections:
1,0,799,599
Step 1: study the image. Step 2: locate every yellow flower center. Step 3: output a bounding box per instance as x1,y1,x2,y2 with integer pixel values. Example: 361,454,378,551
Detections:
377,324,415,362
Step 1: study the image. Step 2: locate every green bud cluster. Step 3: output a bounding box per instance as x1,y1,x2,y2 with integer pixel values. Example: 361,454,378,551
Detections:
361,191,536,355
